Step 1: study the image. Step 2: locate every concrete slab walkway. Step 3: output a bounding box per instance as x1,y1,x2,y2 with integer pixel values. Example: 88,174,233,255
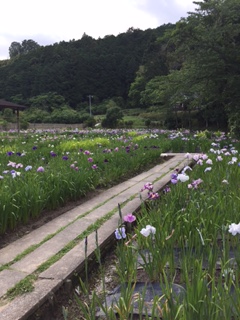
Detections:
0,153,190,320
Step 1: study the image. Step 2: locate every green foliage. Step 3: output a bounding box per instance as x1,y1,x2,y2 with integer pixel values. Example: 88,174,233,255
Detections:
7,275,36,299
0,119,8,130
1,7,239,132
3,108,15,122
83,116,96,128
157,0,240,131
9,39,40,59
29,92,66,112
0,25,173,109
24,108,50,123
228,109,240,138
91,104,107,115
101,106,123,128
20,119,29,130
51,106,80,124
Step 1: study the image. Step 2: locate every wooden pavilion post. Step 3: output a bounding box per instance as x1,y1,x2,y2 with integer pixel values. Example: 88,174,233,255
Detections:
17,109,20,133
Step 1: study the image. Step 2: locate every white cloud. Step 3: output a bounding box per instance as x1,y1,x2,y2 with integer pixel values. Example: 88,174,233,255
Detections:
0,0,197,60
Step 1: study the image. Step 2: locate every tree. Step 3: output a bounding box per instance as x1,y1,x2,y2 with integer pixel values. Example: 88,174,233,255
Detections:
158,0,240,134
21,39,40,55
128,66,147,108
9,42,22,59
29,92,66,112
101,106,123,128
9,39,40,59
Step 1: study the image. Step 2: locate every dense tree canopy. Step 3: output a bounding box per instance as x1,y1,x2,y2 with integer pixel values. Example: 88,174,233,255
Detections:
1,2,240,134
141,0,240,134
9,40,41,59
0,26,172,109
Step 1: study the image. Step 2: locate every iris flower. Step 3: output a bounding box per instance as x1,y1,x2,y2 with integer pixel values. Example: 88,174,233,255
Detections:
115,227,126,239
50,152,57,157
189,178,203,189
140,225,156,237
206,159,213,165
148,192,159,200
123,214,136,223
229,223,240,236
222,179,229,184
16,163,23,169
141,182,153,191
11,170,21,178
7,161,16,167
177,174,189,182
163,185,171,193
182,166,192,174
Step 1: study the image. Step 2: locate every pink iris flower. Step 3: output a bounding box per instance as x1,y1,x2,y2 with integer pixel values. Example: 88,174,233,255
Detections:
123,214,136,223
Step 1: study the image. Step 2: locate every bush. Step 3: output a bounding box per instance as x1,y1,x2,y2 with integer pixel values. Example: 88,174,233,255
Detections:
101,106,123,128
20,120,29,130
83,116,96,128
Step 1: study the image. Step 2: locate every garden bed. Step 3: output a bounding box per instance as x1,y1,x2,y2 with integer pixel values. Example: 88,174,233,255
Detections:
1,129,239,319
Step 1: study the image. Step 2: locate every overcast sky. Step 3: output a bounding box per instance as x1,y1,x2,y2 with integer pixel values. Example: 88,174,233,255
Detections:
0,0,198,60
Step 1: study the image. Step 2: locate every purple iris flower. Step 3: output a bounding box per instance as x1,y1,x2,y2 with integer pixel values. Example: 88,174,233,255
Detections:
148,192,159,200
141,182,153,192
37,166,44,172
62,156,68,160
115,227,126,240
191,178,203,189
7,151,13,156
171,173,178,184
50,152,57,157
163,185,171,193
32,146,37,150
92,164,98,169
16,152,22,156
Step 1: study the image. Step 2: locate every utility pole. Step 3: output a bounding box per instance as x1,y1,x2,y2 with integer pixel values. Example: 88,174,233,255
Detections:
87,95,93,116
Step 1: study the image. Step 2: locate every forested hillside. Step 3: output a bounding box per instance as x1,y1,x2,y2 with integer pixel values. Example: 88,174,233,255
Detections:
0,25,173,107
0,0,240,136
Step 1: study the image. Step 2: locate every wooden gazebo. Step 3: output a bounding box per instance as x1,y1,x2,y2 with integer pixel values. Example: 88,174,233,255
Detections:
0,100,27,133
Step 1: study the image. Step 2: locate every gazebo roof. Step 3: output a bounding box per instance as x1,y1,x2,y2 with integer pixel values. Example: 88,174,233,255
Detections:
0,100,27,111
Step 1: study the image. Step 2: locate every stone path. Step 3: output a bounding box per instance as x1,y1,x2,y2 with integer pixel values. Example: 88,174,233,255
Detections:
0,153,189,320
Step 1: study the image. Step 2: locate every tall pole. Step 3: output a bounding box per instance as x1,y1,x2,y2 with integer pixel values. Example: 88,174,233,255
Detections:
88,95,93,116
